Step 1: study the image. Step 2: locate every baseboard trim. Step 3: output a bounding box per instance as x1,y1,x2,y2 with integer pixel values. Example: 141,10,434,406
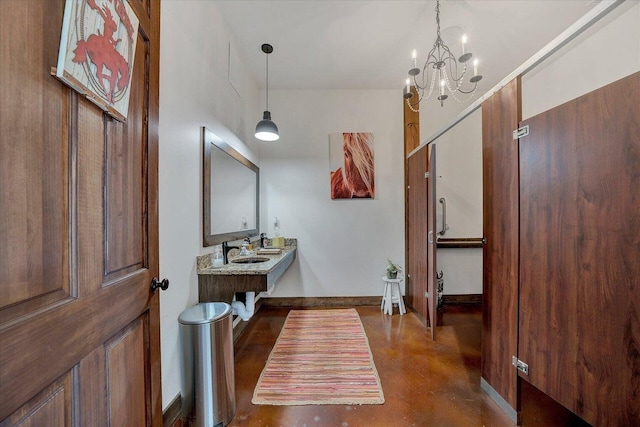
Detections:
442,294,482,305
260,296,382,308
480,377,520,424
163,393,182,427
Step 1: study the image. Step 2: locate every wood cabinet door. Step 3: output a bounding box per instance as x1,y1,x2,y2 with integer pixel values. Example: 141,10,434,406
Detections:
518,72,640,426
0,0,161,425
406,145,428,323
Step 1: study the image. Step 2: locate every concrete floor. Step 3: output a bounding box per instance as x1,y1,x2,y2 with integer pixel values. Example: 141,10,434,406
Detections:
229,304,590,427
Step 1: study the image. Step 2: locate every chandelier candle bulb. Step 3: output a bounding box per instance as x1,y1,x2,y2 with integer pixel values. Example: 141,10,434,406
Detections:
461,33,467,54
412,49,417,68
473,59,478,76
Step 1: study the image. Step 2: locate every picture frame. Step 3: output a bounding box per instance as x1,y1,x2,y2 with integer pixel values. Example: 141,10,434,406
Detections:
55,0,139,122
329,132,375,199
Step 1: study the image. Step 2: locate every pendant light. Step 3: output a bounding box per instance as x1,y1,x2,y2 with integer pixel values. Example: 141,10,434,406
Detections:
255,43,279,141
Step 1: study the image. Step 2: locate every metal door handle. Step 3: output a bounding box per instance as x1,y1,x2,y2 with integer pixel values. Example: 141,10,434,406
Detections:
150,277,169,293
438,197,447,236
428,230,433,244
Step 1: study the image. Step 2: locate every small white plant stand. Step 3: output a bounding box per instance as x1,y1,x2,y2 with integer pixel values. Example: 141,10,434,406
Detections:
381,276,406,315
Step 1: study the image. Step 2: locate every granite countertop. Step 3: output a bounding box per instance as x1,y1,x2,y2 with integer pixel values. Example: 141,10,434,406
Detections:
197,239,297,276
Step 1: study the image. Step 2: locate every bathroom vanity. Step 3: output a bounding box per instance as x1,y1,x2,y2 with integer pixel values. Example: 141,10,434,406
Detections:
196,240,297,304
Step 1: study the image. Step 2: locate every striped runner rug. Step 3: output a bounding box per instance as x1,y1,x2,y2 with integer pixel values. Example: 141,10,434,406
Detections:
252,308,385,405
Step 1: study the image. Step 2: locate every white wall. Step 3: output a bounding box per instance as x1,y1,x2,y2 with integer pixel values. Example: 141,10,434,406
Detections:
259,90,405,298
433,109,483,295
522,1,640,119
158,0,260,409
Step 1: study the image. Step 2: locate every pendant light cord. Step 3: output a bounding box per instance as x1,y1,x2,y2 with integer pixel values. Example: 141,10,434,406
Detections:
265,52,269,110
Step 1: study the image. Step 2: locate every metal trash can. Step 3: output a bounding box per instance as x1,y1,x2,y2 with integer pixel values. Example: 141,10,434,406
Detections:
179,302,235,427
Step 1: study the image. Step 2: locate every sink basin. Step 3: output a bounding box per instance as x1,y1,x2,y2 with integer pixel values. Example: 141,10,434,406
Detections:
231,257,270,264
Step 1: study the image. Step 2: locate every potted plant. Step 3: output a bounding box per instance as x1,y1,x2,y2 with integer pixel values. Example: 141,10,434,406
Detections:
386,259,402,279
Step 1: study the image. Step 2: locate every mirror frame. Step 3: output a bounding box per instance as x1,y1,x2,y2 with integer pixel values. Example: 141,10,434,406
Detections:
202,127,259,247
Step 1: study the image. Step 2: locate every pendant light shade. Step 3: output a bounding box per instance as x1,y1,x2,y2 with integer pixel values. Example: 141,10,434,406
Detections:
255,43,279,141
255,110,279,141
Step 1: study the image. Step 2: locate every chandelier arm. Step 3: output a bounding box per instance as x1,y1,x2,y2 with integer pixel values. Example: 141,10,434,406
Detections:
442,49,466,84
405,89,423,113
405,98,420,113
456,81,479,95
437,43,458,64
412,72,427,91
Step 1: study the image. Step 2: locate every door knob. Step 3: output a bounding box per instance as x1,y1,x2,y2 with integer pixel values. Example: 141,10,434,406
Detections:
150,277,169,293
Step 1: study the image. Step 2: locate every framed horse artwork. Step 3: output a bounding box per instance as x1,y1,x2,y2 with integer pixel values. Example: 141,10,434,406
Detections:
329,132,375,199
55,0,139,122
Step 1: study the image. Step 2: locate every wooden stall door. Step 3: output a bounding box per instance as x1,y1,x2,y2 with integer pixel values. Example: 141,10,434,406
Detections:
0,0,162,425
481,77,521,420
406,144,437,340
406,146,428,323
426,145,437,340
518,72,640,426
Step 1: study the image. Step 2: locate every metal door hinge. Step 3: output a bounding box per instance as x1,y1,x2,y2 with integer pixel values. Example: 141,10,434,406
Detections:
425,291,429,298
425,172,430,178
513,125,529,140
512,356,529,375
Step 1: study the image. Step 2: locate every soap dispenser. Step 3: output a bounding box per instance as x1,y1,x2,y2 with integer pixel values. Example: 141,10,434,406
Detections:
239,238,251,256
272,217,284,248
212,245,224,268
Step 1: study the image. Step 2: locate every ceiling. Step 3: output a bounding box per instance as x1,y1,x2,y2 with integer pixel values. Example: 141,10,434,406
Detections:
216,0,599,96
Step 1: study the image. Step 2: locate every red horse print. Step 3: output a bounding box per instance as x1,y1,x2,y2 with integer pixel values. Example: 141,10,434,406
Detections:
113,0,135,39
72,0,131,103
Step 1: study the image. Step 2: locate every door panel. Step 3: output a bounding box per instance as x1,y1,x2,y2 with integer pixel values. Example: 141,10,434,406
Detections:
518,72,640,426
0,0,71,325
104,30,148,279
0,372,73,427
426,145,437,340
0,0,161,425
106,316,148,425
481,78,521,412
406,146,428,322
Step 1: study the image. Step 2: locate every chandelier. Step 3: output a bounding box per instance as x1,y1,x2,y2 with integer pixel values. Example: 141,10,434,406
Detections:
404,0,483,110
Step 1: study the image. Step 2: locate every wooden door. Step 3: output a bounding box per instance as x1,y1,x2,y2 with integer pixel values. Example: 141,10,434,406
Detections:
426,145,437,340
481,77,521,419
518,72,640,426
406,145,428,322
0,0,162,425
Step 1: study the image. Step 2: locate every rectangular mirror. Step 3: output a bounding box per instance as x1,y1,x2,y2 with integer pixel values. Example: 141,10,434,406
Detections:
202,127,259,246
